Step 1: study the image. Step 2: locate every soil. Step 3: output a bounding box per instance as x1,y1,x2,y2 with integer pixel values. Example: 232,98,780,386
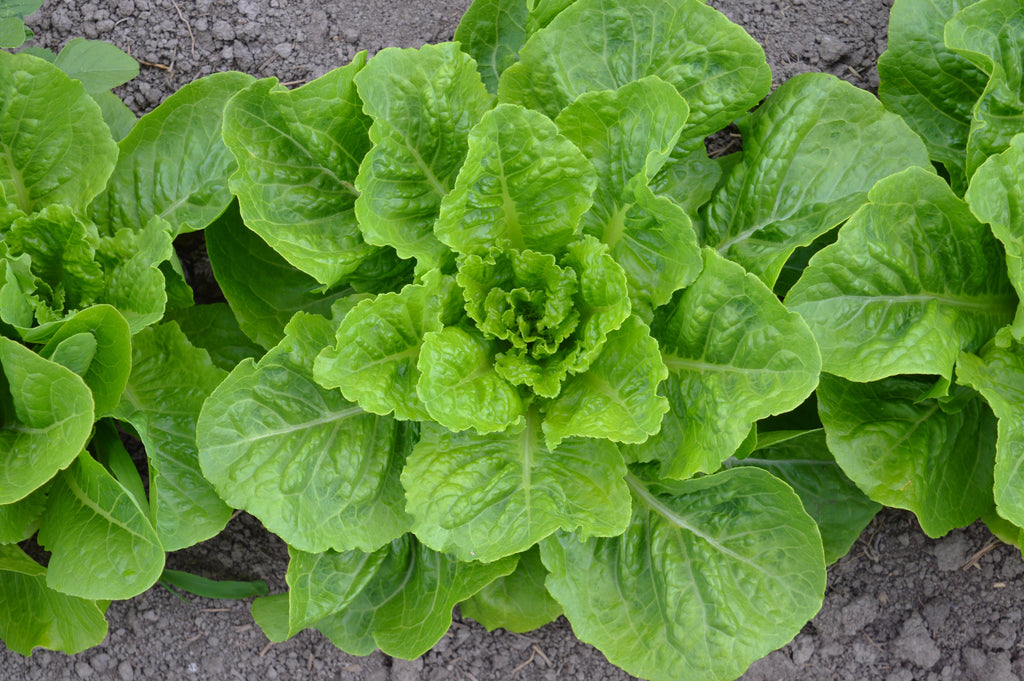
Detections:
5,1,1024,680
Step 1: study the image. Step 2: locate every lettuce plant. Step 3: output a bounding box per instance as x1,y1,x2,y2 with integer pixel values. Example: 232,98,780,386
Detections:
0,49,261,654
193,0,938,678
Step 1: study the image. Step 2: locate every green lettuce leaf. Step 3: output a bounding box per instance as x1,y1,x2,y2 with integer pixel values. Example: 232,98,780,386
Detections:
37,451,164,600
786,166,1016,383
0,336,93,505
314,272,463,421
497,0,771,142
222,59,384,286
965,133,1024,338
0,545,107,656
818,373,997,537
112,322,231,551
402,414,631,563
454,0,530,93
164,302,264,372
945,0,1024,178
541,467,826,681
632,248,820,479
878,0,986,192
89,71,253,236
52,38,139,95
435,103,595,256
459,545,562,633
957,329,1024,528
0,51,117,213
725,429,881,564
353,43,493,267
94,218,175,333
0,484,48,544
555,76,702,316
198,312,412,554
702,73,932,286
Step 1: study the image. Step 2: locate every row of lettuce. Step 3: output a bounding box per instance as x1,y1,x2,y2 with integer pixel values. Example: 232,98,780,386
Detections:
2,0,1023,679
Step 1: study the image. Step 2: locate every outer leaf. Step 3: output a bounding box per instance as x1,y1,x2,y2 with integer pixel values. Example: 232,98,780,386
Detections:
205,202,360,350
725,429,881,564
555,76,701,315
435,103,595,256
542,467,826,681
454,0,530,93
818,374,996,537
460,545,562,633
0,545,107,656
52,38,139,95
354,43,494,267
633,248,820,479
198,312,412,554
308,536,517,658
89,71,254,236
402,414,631,563
965,133,1024,338
112,322,231,551
878,0,986,191
786,167,1015,383
222,60,384,286
37,452,164,600
957,330,1024,528
164,302,264,372
38,304,131,417
0,337,93,504
92,91,137,142
0,485,47,544
0,51,117,213
542,315,668,447
945,0,1024,178
497,0,771,141
417,326,525,433
703,73,933,286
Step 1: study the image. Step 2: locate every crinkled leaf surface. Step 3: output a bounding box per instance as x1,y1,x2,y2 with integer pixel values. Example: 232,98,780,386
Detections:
112,322,230,551
435,103,595,256
878,0,986,191
966,133,1024,338
460,545,562,633
0,545,107,655
222,60,384,286
0,336,93,505
818,374,996,537
957,330,1024,528
541,467,826,681
303,536,516,658
946,0,1024,178
402,414,631,563
205,202,362,350
454,0,529,93
497,0,771,141
314,272,463,422
555,76,701,316
37,452,164,600
703,73,932,286
37,305,131,417
199,312,412,554
631,248,820,479
354,43,493,267
89,72,253,236
542,314,668,447
95,218,175,333
0,51,117,213
725,429,880,564
786,166,1016,383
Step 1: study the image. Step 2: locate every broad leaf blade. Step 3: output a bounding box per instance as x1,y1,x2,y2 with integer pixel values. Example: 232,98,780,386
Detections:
403,415,631,563
818,374,996,537
112,322,231,551
786,166,1016,383
633,248,821,479
454,0,530,93
90,71,254,236
703,73,932,286
198,312,412,554
460,545,562,633
541,467,826,681
53,38,139,95
38,452,164,600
